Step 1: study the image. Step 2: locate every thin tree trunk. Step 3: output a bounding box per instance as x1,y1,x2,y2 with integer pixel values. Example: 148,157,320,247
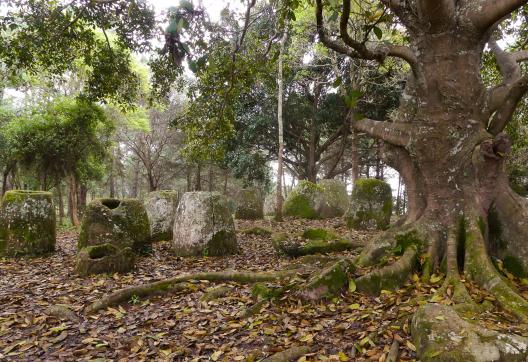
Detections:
109,158,116,198
57,182,64,225
186,165,192,192
223,169,228,194
195,163,202,191
351,129,360,188
208,164,214,192
307,119,317,183
68,173,80,227
131,160,140,197
275,19,289,222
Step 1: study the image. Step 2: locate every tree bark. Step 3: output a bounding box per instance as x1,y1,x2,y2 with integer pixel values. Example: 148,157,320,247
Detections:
67,173,80,227
195,163,202,191
275,17,289,221
57,182,64,226
315,0,528,319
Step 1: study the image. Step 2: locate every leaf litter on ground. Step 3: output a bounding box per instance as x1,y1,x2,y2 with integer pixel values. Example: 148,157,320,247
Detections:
0,217,526,361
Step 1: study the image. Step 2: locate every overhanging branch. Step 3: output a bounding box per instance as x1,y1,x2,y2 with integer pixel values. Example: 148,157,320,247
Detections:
488,75,528,135
470,0,528,32
315,0,421,78
353,118,411,147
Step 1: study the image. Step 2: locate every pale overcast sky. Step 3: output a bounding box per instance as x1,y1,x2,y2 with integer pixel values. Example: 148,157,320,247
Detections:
150,0,244,21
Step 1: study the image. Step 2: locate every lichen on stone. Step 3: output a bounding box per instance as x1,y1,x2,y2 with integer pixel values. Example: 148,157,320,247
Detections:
284,180,348,219
172,192,238,257
234,188,264,220
76,243,135,276
78,198,151,253
144,190,180,242
345,178,392,230
0,190,56,257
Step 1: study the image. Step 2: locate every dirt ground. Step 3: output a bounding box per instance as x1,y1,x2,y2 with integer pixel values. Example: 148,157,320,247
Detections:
1,217,526,361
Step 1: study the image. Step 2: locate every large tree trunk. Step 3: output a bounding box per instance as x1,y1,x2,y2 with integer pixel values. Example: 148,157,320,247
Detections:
324,4,528,320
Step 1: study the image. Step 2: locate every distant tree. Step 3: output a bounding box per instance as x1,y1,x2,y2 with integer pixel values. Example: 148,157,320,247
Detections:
5,97,114,225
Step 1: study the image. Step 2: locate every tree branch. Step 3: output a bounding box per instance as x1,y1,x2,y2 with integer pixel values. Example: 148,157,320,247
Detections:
353,119,411,147
486,40,528,128
315,0,421,78
470,0,528,32
488,75,528,135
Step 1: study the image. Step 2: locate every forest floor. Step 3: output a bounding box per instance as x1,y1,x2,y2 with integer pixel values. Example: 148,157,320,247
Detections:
1,217,528,361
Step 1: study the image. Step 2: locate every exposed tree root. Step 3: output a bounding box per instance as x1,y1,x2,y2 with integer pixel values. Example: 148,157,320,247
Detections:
355,217,432,267
272,232,360,257
356,245,418,295
85,269,305,314
297,259,354,301
261,345,313,362
386,340,399,362
464,220,528,321
200,286,232,301
44,304,80,323
433,228,474,304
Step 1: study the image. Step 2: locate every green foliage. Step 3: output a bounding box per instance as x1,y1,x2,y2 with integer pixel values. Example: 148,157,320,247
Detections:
1,0,156,106
5,97,114,186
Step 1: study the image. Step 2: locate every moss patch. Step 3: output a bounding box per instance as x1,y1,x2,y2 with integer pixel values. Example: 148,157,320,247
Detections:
272,229,357,258
241,226,272,237
298,259,355,300
234,188,263,220
345,178,392,231
0,190,56,257
78,198,151,253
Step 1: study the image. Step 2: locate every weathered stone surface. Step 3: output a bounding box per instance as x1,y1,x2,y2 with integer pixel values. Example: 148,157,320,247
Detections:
172,192,237,256
283,180,348,219
78,198,151,253
76,243,135,276
144,190,180,242
316,179,349,218
235,188,263,220
0,190,55,256
263,192,276,216
412,303,528,361
345,178,392,230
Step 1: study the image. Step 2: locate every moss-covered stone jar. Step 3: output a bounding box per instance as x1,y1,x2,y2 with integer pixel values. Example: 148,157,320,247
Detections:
173,192,238,257
283,179,348,219
76,243,135,276
345,178,393,230
234,188,263,220
0,190,56,257
144,190,180,242
78,198,151,253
